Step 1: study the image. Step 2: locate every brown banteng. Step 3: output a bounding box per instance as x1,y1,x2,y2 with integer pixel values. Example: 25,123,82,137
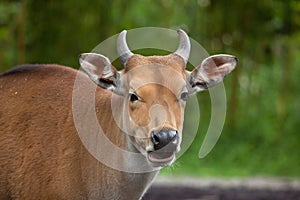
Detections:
0,30,237,199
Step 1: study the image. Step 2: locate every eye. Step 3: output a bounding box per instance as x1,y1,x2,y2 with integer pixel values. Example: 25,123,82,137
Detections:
129,93,139,102
180,92,188,101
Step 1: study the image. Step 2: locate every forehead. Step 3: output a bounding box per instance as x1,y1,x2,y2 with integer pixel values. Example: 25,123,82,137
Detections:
124,54,187,91
125,54,186,72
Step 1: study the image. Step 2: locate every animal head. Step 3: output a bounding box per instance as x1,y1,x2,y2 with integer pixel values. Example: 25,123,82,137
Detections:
79,30,237,168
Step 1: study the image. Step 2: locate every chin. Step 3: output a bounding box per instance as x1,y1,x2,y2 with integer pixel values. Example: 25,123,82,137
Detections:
147,151,176,168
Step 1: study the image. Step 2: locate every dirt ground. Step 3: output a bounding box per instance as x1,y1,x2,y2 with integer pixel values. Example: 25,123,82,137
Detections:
143,185,300,200
142,177,300,200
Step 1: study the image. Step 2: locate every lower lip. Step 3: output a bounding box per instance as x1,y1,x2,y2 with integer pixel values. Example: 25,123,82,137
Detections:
148,153,175,163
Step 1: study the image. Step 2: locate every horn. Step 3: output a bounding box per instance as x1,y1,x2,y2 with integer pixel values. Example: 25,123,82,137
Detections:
174,29,191,64
117,30,133,65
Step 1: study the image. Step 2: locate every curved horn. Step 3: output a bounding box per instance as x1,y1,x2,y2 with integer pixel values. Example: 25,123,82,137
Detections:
174,29,191,64
117,30,134,65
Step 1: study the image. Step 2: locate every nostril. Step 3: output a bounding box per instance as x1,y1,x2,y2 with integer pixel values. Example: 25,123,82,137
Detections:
151,134,160,145
169,130,178,139
172,134,178,144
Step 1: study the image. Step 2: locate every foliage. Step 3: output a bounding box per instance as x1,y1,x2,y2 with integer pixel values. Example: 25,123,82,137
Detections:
0,0,299,177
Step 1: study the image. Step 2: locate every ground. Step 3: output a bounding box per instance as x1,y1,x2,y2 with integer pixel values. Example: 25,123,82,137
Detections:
143,177,300,200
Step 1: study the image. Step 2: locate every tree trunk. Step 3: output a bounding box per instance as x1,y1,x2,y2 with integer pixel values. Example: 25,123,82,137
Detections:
16,0,26,64
276,1,292,140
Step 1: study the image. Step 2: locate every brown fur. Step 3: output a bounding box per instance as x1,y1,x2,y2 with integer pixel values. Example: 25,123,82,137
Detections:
125,54,186,73
0,64,157,200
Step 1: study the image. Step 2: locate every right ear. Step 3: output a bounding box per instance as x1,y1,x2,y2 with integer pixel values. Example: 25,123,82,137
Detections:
187,54,237,94
79,53,124,95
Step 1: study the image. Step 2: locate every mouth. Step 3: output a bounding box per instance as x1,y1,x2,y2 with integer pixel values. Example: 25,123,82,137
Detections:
147,151,175,167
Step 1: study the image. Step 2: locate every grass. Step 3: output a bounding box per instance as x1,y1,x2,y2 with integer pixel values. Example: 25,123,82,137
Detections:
161,129,300,178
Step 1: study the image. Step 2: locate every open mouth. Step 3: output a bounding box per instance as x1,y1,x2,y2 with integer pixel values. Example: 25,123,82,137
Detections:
147,151,175,166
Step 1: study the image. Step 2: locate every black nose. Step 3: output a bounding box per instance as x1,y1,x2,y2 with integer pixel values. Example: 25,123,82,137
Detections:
151,130,178,151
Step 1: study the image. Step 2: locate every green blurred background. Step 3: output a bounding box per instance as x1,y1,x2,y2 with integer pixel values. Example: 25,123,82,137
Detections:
1,0,299,178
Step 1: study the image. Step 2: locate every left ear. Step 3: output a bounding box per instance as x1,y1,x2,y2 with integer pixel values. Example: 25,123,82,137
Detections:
79,53,124,95
188,54,237,94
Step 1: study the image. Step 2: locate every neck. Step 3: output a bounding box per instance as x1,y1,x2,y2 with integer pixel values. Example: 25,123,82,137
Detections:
115,94,160,199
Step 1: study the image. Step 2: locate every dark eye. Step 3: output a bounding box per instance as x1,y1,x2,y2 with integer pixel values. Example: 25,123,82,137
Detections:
129,93,139,102
180,92,188,101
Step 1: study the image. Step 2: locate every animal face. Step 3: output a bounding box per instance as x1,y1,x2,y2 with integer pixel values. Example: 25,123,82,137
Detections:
120,54,187,167
79,30,237,167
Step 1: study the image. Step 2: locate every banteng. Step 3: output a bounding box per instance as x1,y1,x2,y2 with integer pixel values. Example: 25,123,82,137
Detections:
0,30,237,199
